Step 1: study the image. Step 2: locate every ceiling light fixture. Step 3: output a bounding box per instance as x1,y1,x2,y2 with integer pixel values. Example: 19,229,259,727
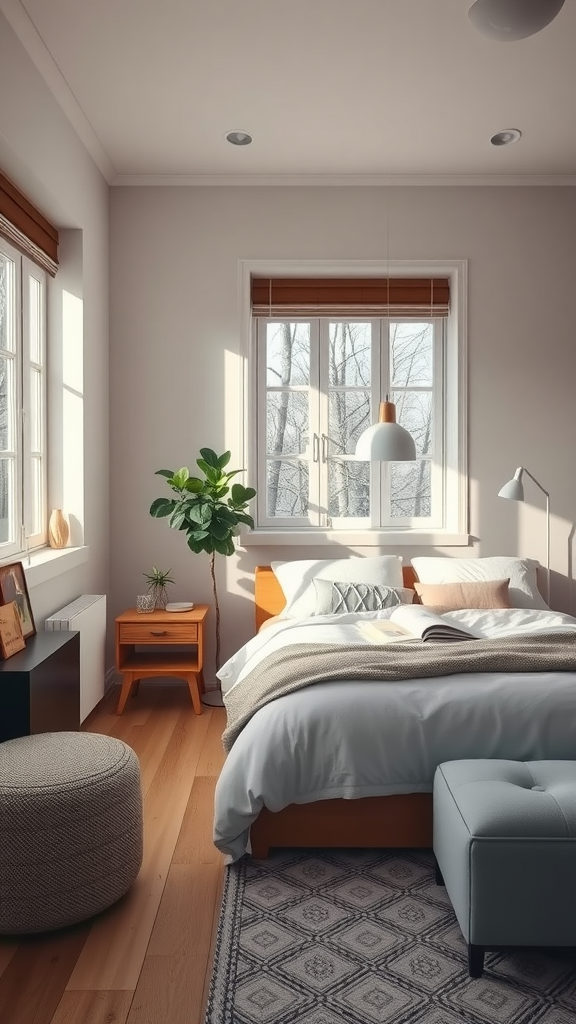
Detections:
490,128,522,146
225,130,253,146
468,0,565,41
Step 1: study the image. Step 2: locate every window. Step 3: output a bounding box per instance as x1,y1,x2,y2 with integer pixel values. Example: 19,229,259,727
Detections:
244,264,467,544
0,237,47,555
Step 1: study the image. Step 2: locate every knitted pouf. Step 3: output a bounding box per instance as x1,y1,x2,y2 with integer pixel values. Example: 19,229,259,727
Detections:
0,731,143,934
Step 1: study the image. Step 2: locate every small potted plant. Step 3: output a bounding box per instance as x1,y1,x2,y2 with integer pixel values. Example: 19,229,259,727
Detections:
143,566,175,609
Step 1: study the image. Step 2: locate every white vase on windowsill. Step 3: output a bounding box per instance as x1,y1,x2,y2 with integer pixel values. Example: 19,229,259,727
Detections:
48,508,69,549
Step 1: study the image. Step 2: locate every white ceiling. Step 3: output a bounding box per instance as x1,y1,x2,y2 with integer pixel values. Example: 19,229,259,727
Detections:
3,0,576,185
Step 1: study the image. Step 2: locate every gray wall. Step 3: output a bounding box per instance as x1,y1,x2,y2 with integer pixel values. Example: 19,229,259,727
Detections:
109,185,576,677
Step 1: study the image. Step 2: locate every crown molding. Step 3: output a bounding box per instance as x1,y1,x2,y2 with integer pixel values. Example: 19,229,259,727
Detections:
0,0,116,183
112,172,576,187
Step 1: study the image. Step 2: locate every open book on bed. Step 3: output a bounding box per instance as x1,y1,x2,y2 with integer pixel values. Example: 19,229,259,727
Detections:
357,604,481,644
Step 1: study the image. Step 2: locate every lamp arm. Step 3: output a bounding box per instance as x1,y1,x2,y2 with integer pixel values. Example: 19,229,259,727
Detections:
522,468,549,500
522,468,551,606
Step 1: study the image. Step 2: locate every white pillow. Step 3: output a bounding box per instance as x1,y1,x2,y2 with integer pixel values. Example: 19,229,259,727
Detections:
410,556,548,610
271,555,404,619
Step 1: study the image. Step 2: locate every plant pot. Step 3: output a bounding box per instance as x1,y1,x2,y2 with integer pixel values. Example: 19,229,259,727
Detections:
152,587,169,610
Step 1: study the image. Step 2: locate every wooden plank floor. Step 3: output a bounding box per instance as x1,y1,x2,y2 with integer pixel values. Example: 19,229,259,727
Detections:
0,682,227,1024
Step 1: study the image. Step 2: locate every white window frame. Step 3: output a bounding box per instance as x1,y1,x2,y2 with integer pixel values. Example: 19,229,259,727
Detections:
0,237,47,557
238,259,469,548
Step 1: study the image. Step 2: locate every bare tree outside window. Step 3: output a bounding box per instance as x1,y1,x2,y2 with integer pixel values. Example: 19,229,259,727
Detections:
259,317,437,528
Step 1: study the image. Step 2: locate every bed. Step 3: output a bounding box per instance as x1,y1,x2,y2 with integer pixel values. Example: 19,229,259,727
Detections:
214,561,576,861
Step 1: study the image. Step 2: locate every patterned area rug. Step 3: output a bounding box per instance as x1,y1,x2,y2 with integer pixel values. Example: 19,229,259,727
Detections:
204,848,576,1024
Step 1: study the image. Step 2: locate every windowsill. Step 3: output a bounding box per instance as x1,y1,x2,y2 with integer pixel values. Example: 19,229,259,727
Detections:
2,546,90,588
238,530,471,548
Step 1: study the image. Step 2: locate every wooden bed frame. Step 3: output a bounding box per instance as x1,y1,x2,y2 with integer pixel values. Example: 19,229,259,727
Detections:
249,565,433,858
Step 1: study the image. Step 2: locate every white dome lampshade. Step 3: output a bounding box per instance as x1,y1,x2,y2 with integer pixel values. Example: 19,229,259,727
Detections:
497,466,525,500
468,0,565,41
355,400,416,462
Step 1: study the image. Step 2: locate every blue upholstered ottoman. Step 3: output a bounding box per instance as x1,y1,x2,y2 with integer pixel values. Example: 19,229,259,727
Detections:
433,759,576,977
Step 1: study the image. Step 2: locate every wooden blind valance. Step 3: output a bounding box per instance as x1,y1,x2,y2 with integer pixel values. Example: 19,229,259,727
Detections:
0,170,59,276
251,277,450,318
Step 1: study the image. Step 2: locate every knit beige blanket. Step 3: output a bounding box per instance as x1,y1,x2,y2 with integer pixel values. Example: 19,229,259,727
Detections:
221,632,576,752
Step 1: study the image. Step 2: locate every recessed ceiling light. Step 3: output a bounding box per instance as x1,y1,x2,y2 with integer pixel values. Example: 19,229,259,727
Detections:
226,130,253,146
490,128,522,146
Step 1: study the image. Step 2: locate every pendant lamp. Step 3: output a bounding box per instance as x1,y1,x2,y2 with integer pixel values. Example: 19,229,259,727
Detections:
355,398,416,462
468,0,565,41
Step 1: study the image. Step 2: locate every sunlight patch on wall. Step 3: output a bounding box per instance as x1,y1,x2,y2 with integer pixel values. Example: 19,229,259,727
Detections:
62,288,84,542
224,346,246,596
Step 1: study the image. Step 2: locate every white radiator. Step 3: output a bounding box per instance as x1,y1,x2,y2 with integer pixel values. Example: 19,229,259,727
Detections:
45,595,107,723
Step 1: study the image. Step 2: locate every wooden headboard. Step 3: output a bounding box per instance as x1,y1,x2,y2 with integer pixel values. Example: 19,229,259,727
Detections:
254,564,417,632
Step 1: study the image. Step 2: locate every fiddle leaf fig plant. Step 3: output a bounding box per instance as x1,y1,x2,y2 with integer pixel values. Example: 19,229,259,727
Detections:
149,448,256,672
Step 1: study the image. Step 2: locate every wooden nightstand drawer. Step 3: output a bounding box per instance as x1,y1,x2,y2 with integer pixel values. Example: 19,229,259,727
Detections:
119,622,198,644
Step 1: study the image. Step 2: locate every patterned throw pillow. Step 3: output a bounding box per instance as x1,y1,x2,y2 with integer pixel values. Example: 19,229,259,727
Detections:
313,579,410,614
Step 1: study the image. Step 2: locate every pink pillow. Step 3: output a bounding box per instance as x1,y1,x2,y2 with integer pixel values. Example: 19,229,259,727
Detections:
413,579,511,611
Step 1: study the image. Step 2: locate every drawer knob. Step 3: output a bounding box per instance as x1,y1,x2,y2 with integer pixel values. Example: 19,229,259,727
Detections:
150,630,168,636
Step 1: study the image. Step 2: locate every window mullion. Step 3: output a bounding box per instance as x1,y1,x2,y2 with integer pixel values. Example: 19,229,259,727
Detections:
316,321,329,526
373,319,385,528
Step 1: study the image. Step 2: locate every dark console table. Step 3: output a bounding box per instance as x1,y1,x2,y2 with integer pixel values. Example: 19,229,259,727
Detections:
0,630,80,742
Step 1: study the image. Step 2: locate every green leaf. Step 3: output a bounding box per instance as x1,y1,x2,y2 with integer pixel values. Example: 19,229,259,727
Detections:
214,507,237,524
170,467,190,490
155,469,174,478
149,498,176,518
198,448,219,469
235,513,255,528
230,483,244,504
184,477,204,493
218,451,232,469
210,521,230,540
185,504,207,524
189,528,210,541
169,508,188,530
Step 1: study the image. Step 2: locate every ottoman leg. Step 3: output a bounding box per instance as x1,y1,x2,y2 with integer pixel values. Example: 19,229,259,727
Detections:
468,944,484,978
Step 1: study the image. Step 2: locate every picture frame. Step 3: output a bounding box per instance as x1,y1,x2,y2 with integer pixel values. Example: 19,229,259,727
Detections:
0,600,26,659
0,561,36,639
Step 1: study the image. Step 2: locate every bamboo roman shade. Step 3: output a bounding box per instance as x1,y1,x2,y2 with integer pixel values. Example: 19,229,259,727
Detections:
0,169,59,275
251,277,450,318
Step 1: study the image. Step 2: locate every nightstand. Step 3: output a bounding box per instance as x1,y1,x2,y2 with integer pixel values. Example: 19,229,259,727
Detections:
115,605,209,715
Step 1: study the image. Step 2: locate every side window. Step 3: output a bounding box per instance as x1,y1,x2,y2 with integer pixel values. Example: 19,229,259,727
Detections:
0,238,47,555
